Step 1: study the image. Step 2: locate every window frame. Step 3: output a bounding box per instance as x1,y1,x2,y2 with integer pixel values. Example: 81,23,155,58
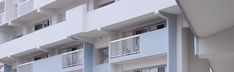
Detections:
34,19,51,31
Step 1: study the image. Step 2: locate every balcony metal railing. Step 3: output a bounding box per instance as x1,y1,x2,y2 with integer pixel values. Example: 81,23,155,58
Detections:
110,35,140,58
17,62,33,72
62,49,84,68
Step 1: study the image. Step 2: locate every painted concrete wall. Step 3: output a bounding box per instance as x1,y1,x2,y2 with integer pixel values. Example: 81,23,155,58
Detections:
4,0,14,22
87,0,176,31
187,29,210,72
121,56,166,71
0,28,11,44
110,64,121,72
18,0,34,16
84,42,94,72
31,52,83,72
198,25,234,72
33,0,55,9
4,64,12,72
110,28,168,63
33,55,61,72
0,5,86,58
94,63,109,72
158,11,177,72
176,15,189,72
94,35,110,49
198,26,234,58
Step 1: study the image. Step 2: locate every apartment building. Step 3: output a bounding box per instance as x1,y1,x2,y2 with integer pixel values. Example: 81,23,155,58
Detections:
0,0,219,72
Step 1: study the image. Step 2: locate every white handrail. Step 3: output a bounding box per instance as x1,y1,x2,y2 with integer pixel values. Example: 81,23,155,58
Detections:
111,35,140,43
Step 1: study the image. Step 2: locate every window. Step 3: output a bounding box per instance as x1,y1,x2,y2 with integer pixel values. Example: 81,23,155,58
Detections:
33,53,49,61
57,44,83,54
157,24,166,30
133,27,149,35
99,48,109,64
96,0,115,8
130,21,166,36
34,19,51,31
158,67,166,72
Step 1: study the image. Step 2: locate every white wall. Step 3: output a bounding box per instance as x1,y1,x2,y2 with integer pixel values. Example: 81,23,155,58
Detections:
199,26,234,57
110,28,168,63
94,63,109,72
87,0,176,31
33,0,55,9
121,56,166,71
0,28,11,44
0,5,86,58
94,35,110,49
5,0,15,22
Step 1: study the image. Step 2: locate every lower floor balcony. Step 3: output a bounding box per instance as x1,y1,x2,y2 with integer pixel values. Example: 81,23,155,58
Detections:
17,49,84,72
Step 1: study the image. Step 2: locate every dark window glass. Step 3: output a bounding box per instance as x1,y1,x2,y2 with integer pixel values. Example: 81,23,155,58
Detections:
158,67,166,72
133,70,141,72
99,48,109,64
157,24,165,29
34,19,50,31
98,0,115,8
44,21,50,27
34,24,43,30
71,47,78,51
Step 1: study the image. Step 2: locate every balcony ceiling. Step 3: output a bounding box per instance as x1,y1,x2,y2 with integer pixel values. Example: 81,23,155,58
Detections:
177,0,234,37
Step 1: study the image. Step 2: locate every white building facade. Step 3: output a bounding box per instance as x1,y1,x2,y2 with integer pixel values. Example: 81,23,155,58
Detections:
0,0,214,72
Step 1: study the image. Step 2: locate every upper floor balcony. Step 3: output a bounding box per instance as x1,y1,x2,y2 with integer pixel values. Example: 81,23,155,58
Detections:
6,0,84,23
0,4,87,59
87,0,176,31
108,20,169,63
17,0,55,16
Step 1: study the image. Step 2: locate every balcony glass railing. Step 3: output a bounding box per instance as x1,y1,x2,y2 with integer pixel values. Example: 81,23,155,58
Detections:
110,35,140,58
62,49,84,68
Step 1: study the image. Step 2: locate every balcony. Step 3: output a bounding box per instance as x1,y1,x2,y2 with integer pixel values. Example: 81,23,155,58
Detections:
87,0,176,31
17,0,55,16
62,49,84,68
109,28,169,63
0,5,86,59
110,35,140,58
17,49,84,72
18,0,33,16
